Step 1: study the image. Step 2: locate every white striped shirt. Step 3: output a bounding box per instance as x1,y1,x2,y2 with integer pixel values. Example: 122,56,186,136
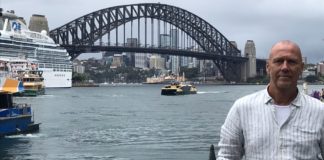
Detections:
217,88,324,160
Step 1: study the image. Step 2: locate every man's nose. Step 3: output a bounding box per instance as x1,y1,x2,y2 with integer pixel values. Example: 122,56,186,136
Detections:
281,60,289,71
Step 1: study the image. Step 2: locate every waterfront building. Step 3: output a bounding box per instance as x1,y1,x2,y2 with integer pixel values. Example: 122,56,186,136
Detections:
165,59,171,70
110,54,123,69
317,62,324,76
180,56,189,67
187,57,198,68
72,60,85,74
28,14,49,34
302,69,316,79
135,53,148,69
171,56,180,75
188,57,199,69
149,54,165,70
244,40,257,78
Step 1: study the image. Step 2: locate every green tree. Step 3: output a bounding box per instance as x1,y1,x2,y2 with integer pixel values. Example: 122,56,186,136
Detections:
72,72,88,82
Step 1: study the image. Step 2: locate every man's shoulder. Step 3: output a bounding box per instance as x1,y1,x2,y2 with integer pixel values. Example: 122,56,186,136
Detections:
301,93,324,108
233,89,266,108
236,89,266,103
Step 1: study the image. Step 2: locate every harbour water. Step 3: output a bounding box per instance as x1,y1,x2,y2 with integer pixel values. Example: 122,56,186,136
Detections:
0,84,323,160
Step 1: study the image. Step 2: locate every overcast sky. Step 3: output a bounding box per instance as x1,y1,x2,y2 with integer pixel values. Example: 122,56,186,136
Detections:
1,0,324,63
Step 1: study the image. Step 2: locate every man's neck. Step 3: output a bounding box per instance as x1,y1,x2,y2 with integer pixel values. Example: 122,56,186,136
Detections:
268,85,298,105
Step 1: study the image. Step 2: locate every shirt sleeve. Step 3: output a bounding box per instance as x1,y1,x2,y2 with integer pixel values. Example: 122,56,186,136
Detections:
217,101,244,160
320,123,324,159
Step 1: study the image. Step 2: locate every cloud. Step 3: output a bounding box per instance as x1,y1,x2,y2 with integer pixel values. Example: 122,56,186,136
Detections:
2,0,324,63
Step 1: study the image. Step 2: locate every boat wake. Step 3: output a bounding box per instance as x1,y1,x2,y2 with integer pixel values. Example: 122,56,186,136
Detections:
6,133,43,139
197,91,229,94
15,94,55,99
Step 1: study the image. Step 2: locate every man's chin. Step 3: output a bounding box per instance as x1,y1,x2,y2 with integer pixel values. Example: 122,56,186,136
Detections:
277,82,293,89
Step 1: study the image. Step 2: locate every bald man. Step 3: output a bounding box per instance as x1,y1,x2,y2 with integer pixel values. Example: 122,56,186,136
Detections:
217,40,324,159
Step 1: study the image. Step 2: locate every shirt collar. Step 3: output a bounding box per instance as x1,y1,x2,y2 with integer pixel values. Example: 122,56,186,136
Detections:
264,86,302,108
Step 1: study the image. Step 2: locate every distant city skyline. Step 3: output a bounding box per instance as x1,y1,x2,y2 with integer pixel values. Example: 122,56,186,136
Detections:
2,0,324,63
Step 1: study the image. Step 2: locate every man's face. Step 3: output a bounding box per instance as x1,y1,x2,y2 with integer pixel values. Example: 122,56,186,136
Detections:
266,42,304,90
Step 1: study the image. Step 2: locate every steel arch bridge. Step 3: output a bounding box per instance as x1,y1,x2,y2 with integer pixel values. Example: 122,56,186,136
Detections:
49,3,247,82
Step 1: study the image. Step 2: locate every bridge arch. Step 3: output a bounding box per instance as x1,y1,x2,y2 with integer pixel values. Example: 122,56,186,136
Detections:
49,3,246,82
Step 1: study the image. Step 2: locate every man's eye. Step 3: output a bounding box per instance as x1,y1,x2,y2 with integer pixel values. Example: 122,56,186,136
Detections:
273,60,283,64
288,60,297,64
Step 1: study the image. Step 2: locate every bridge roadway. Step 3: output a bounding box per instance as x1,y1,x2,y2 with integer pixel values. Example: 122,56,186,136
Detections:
63,44,248,62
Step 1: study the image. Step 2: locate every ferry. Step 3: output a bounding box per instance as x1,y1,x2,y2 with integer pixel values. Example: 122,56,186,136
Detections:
0,57,45,96
15,70,45,96
0,9,72,88
161,81,197,96
0,72,40,137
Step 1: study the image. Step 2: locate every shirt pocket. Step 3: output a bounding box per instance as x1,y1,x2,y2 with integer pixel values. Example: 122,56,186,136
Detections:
289,125,318,153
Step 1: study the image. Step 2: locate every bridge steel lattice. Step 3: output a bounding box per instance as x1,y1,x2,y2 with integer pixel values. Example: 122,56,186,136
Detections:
49,3,247,82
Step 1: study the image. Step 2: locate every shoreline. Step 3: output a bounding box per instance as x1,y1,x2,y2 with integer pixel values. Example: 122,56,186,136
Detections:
71,81,324,87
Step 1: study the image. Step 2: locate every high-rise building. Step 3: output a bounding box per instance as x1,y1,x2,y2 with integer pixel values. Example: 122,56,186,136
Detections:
159,34,171,69
302,57,307,66
126,38,138,67
317,62,324,75
170,29,180,75
159,34,170,48
170,29,178,49
28,14,49,34
244,40,256,78
149,54,165,70
135,53,148,69
180,56,189,67
171,56,180,75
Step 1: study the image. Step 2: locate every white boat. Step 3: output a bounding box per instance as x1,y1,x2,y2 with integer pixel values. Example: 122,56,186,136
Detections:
0,10,72,88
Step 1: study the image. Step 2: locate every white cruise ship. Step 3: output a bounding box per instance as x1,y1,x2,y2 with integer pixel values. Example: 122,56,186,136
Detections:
0,10,72,88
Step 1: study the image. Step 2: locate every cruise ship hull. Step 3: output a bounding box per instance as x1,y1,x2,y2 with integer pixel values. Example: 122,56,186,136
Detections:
41,69,72,88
